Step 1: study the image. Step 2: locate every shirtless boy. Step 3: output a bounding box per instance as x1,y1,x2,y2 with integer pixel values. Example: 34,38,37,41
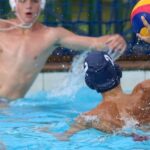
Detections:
0,0,126,101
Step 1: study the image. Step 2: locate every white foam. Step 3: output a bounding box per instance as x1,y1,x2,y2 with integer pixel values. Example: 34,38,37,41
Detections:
81,115,98,122
121,115,139,132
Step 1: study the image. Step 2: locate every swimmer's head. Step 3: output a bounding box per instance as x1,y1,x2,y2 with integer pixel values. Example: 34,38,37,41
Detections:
8,0,46,28
9,0,46,11
84,51,122,93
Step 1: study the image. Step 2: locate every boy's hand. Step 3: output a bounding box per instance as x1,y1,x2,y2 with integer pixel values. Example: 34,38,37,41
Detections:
137,16,150,43
100,34,127,61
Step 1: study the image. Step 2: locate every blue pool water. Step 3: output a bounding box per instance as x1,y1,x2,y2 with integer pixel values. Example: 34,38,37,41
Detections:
0,87,149,150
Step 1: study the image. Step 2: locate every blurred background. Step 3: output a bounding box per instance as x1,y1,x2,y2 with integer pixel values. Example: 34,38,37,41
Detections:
0,0,150,64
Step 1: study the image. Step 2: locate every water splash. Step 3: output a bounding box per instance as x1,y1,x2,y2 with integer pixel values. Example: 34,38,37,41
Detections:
50,52,88,98
121,115,139,133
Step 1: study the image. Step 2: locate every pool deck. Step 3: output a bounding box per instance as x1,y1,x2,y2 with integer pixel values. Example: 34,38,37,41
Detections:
27,58,150,95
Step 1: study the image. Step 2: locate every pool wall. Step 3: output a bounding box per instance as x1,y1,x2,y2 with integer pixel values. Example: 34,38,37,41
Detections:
27,70,150,95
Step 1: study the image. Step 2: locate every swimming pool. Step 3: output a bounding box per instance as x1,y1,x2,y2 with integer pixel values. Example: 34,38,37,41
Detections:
0,86,149,150
0,54,150,150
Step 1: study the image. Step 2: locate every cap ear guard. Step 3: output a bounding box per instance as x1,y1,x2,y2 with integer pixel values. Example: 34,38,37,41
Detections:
85,74,95,90
84,62,95,90
9,0,46,11
84,51,122,93
114,64,122,80
95,64,122,93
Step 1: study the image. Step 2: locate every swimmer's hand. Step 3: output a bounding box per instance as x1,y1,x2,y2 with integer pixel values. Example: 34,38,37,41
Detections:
131,133,150,142
121,132,150,142
137,33,150,44
136,16,150,44
102,34,126,61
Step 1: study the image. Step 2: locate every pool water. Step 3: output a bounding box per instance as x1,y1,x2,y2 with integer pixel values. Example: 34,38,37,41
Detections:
0,53,150,150
0,87,149,150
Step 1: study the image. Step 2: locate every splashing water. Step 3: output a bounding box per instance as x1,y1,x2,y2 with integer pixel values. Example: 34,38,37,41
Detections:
50,52,88,98
120,115,139,134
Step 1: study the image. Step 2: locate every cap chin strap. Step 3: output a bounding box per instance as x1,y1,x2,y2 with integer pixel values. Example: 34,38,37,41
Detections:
0,10,40,31
15,9,41,28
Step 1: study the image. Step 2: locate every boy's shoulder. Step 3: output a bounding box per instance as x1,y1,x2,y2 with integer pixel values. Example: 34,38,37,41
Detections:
132,79,150,94
132,79,150,108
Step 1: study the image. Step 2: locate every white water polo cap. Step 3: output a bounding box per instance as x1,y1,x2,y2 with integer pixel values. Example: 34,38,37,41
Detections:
9,0,46,11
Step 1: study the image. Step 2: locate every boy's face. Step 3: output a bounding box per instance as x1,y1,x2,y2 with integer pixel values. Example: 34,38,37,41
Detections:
15,0,41,24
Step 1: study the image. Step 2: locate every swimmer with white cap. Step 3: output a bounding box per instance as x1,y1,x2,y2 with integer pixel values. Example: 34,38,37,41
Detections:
51,51,150,141
0,0,126,102
0,0,46,30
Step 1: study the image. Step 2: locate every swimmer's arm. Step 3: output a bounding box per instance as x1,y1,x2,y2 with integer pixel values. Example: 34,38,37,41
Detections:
37,121,88,141
38,114,92,141
66,117,121,135
62,123,88,139
61,113,121,139
39,116,90,141
60,115,90,139
56,27,126,52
